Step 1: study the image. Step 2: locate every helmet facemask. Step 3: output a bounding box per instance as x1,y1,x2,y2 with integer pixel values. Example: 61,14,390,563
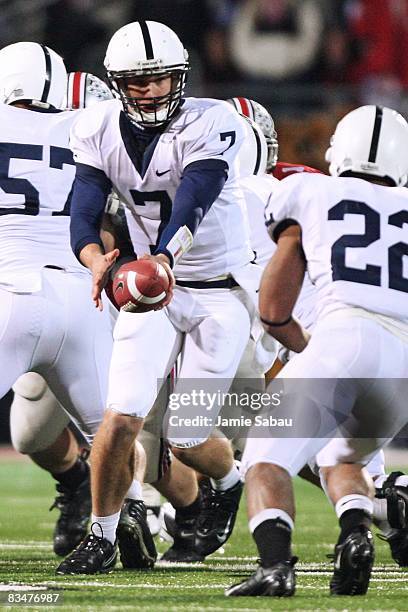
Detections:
108,65,188,128
265,133,279,171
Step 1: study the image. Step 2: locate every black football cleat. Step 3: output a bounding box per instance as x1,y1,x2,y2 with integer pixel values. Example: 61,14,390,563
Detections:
376,472,408,566
161,515,204,563
56,527,117,575
378,529,408,567
194,480,243,557
226,558,297,597
116,499,157,569
329,527,374,595
50,459,91,556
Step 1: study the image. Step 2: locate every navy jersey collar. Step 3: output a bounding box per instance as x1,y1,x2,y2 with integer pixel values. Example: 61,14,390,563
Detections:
119,112,163,179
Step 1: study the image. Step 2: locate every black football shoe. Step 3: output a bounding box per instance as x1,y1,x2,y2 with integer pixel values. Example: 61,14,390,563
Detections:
376,472,408,566
116,499,157,569
50,461,91,556
226,558,297,597
161,514,204,563
329,527,374,595
194,480,243,557
56,527,117,575
378,529,408,567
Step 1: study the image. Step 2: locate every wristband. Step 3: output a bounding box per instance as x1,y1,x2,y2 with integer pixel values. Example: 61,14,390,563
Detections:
260,315,292,327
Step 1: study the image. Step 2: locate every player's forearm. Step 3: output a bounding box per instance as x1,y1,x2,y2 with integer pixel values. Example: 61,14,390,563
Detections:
70,163,112,261
259,225,308,352
79,243,105,269
262,317,310,353
154,159,228,266
259,228,306,323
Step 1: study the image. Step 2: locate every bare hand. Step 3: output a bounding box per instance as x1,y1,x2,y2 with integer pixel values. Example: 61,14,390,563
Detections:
140,253,175,308
90,248,120,310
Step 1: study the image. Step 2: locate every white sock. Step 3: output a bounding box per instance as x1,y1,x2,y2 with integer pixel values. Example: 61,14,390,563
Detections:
335,494,373,519
142,483,161,507
126,479,143,501
249,508,294,533
91,510,121,545
211,465,240,491
373,496,388,522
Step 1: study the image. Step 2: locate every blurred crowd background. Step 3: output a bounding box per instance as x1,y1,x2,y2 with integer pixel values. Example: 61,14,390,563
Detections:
1,0,408,171
0,0,408,442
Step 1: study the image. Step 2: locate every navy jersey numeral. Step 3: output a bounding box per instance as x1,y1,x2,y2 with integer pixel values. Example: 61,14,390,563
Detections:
50,146,76,216
388,210,408,293
129,189,172,253
329,200,381,286
0,143,42,215
220,131,236,154
0,142,75,216
328,199,408,293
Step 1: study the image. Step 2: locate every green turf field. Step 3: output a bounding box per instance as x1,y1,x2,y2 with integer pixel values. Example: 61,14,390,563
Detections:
0,459,407,611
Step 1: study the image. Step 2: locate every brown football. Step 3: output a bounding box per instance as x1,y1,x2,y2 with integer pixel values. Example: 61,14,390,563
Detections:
112,259,169,313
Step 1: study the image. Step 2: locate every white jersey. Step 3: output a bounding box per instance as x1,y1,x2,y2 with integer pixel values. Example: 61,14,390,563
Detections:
240,173,278,268
70,98,254,280
242,172,318,331
266,172,408,322
0,104,86,292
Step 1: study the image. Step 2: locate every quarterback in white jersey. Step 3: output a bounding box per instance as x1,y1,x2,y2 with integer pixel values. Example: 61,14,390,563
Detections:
8,69,163,567
59,21,254,575
71,95,253,279
227,105,408,598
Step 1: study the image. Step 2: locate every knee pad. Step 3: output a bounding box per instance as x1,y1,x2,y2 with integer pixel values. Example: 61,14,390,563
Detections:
10,378,68,454
12,372,48,401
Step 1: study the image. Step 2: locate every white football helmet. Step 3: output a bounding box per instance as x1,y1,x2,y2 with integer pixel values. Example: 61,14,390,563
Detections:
65,71,113,110
228,97,278,171
104,21,189,127
326,105,408,187
0,42,67,109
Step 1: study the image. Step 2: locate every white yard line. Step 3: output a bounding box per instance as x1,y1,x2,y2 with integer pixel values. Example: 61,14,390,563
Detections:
2,541,50,548
2,573,407,591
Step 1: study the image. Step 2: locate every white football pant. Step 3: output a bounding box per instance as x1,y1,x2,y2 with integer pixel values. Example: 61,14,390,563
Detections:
242,311,408,477
0,269,112,443
107,285,251,447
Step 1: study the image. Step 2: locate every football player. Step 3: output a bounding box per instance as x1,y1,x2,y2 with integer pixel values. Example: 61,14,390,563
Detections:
8,71,115,558
0,45,114,552
57,20,262,575
228,98,408,568
226,105,408,597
